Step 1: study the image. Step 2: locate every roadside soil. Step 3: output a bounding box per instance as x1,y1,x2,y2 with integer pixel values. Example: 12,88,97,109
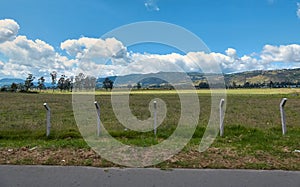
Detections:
0,147,299,170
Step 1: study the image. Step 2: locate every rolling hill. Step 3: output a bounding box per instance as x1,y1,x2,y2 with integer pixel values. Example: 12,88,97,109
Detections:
2,68,300,89
98,68,300,88
0,78,23,87
224,68,300,86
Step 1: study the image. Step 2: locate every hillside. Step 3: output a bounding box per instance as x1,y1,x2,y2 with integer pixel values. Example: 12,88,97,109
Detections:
99,68,300,88
225,68,300,87
2,68,300,89
0,78,23,87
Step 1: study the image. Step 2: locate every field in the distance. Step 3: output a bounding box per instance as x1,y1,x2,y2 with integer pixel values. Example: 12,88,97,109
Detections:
0,89,299,170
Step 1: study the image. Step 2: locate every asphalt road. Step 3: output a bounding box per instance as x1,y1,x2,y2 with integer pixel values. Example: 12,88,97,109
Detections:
0,165,299,187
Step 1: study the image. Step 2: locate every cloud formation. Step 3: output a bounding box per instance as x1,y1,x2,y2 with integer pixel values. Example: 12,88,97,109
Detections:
261,44,300,62
1,19,300,80
61,37,128,62
0,19,19,43
63,38,300,76
0,25,75,79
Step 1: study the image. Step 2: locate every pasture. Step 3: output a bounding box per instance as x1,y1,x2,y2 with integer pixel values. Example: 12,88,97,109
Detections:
0,89,299,169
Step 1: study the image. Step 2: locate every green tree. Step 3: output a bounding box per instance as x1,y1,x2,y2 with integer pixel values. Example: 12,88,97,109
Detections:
24,74,35,91
57,75,66,91
137,82,142,90
64,78,72,91
50,71,57,92
198,82,209,89
232,81,237,89
38,76,45,91
269,81,274,89
10,83,18,92
103,77,113,91
75,73,86,90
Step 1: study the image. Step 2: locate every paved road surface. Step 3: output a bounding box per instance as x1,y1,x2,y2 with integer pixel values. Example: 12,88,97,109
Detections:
0,165,299,187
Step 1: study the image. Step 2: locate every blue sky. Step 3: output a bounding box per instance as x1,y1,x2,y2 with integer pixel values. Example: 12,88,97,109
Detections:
0,0,300,79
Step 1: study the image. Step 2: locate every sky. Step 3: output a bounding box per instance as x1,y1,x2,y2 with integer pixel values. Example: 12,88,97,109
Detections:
0,0,300,80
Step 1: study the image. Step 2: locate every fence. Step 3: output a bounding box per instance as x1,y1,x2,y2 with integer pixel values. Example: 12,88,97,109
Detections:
0,93,299,138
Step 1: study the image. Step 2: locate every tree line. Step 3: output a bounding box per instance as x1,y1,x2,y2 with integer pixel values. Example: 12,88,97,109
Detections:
3,72,299,92
225,81,300,89
195,80,300,89
1,71,114,92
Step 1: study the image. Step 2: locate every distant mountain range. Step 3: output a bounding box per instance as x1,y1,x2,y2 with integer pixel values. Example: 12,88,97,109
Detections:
224,68,300,86
2,68,300,88
98,68,300,87
0,78,53,88
0,78,23,87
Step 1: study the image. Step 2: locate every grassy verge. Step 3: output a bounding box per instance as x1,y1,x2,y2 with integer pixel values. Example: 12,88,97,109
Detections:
0,90,299,169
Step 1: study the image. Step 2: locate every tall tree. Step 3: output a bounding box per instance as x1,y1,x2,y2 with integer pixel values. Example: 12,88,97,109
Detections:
64,78,73,92
269,81,274,89
57,75,66,91
50,71,57,92
24,74,35,91
137,82,142,90
198,82,209,89
38,76,45,91
10,83,18,92
103,77,113,91
75,73,86,90
69,76,74,92
84,76,96,89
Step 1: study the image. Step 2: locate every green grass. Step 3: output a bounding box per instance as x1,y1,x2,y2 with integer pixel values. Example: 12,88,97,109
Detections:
0,138,88,149
43,87,300,95
0,90,299,169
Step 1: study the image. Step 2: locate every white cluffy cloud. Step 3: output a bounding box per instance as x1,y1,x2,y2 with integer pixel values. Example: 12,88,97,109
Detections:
1,18,300,80
0,19,19,43
261,44,300,62
61,37,128,62
0,35,76,78
0,19,76,79
60,36,300,76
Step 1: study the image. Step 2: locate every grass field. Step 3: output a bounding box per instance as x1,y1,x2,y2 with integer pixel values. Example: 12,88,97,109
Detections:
42,87,300,95
0,89,299,169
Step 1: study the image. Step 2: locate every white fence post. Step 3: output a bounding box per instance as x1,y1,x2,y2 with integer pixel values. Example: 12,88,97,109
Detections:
43,103,51,137
280,98,287,135
219,99,225,136
154,100,157,136
94,101,101,136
